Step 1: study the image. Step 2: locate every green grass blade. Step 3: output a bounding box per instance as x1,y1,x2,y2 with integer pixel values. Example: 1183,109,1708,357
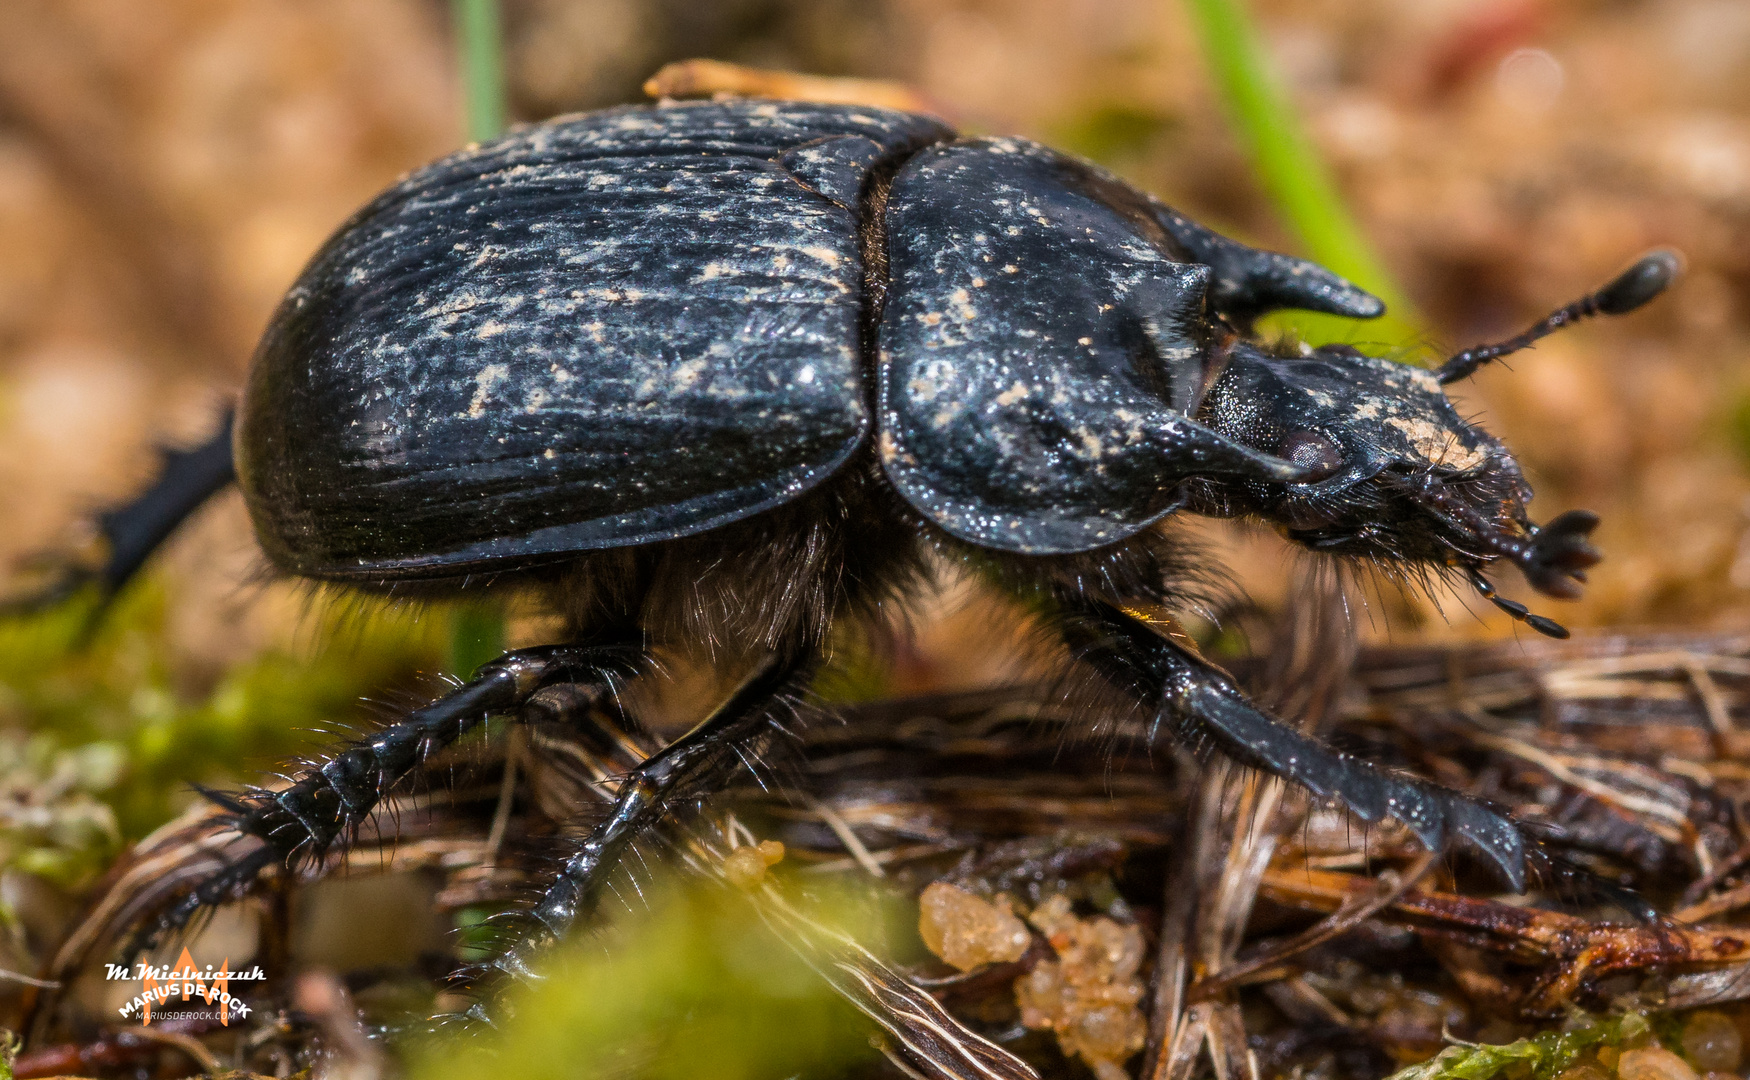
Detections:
451,0,507,144
1184,0,1423,348
446,0,510,675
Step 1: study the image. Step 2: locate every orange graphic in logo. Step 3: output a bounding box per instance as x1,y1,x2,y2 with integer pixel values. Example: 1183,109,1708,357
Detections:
142,948,229,1026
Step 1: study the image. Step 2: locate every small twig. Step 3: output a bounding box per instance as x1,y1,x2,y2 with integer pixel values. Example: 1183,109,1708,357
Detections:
1260,866,1750,1012
801,793,887,878
1204,1000,1259,1080
1470,733,1692,833
484,726,523,862
1662,756,1722,787
1190,850,1438,999
0,967,58,989
1683,657,1738,759
1681,836,1750,907
1675,877,1750,925
1158,1003,1211,1080
1262,976,1354,1028
874,1037,936,1080
124,1025,222,1075
798,842,966,875
1551,650,1750,681
1146,766,1228,1080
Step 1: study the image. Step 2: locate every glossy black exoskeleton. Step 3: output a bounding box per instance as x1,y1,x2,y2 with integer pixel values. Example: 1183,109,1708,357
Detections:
76,100,1676,984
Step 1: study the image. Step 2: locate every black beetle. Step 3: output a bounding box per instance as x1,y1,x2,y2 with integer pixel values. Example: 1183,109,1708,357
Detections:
82,99,1673,971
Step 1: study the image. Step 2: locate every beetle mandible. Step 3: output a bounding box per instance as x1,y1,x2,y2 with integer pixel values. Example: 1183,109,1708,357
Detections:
102,98,1675,974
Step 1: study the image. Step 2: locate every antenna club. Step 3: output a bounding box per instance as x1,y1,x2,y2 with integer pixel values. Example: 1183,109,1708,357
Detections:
1435,247,1683,385
1595,248,1684,316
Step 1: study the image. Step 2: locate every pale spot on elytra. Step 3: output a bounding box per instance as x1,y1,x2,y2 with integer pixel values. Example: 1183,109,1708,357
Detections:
464,364,509,418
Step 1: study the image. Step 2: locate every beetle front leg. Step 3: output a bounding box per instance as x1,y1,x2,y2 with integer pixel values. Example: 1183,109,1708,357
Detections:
1048,597,1533,890
147,639,650,944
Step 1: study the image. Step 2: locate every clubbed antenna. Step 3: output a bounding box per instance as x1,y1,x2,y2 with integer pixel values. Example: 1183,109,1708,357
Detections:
1435,249,1683,385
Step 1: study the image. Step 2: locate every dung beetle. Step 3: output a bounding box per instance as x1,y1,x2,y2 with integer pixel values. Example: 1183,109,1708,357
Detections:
77,99,1674,971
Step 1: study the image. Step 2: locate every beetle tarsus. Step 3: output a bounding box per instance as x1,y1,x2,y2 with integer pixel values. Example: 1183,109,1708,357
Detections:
92,407,239,598
0,408,237,622
136,844,277,956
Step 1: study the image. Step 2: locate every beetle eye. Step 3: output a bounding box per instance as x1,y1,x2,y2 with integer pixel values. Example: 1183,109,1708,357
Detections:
1280,431,1344,481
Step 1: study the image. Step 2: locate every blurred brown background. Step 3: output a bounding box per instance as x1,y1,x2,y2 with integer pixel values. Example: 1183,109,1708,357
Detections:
0,0,1745,685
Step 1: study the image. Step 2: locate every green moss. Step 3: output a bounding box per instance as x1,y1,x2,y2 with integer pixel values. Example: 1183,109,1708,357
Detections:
445,602,506,680
0,582,446,880
414,880,878,1080
1387,1012,1656,1080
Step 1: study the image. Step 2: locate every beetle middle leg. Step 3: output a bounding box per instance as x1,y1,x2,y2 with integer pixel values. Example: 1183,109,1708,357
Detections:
1043,594,1536,889
490,652,814,979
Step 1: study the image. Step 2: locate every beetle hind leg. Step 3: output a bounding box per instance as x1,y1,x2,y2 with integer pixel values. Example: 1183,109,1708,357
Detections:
3,407,237,617
142,639,651,947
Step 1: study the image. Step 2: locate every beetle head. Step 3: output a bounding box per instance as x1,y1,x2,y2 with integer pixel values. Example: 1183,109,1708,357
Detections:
1193,341,1597,618
1185,250,1681,637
